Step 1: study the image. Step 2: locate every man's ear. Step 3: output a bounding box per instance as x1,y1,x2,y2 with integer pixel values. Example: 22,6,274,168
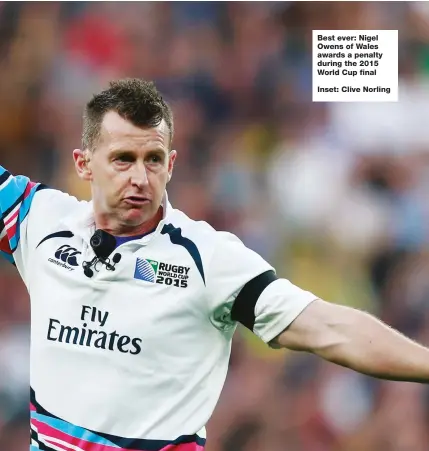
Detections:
73,149,92,181
167,150,177,183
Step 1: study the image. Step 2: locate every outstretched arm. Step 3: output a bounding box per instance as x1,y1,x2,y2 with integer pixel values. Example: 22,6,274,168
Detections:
270,299,429,383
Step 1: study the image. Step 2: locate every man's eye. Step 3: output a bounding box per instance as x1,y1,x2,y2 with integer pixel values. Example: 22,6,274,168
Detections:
116,155,133,163
149,155,162,163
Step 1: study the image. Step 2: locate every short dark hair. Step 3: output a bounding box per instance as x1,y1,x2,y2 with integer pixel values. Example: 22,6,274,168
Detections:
82,78,174,150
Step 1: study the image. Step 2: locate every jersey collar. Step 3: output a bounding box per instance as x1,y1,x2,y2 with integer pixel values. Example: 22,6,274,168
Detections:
61,191,172,245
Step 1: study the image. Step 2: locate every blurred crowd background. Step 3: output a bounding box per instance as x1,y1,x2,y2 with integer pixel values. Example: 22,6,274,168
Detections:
1,1,429,450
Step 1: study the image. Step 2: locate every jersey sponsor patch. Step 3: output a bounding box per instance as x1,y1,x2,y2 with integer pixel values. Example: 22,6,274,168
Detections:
134,258,189,288
48,244,82,271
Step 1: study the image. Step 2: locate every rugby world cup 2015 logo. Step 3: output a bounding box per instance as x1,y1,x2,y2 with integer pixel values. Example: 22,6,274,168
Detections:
134,258,190,288
134,258,159,283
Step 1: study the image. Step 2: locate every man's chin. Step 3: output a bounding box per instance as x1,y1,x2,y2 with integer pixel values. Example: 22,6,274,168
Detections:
122,206,156,226
124,210,149,225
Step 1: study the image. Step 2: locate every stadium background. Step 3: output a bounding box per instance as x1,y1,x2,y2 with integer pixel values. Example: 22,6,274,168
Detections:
1,1,429,450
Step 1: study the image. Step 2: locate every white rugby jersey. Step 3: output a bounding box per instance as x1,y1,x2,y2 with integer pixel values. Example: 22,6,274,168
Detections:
0,166,316,451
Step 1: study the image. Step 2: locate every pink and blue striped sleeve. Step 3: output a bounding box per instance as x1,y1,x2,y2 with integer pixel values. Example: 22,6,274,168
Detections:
0,166,46,264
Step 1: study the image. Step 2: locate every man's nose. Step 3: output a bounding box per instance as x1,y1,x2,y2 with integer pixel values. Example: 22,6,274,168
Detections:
130,163,149,188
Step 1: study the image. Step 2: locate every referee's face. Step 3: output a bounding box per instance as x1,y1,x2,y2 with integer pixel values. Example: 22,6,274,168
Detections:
75,111,176,235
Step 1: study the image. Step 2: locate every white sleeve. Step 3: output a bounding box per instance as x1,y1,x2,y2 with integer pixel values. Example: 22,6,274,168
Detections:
206,232,274,331
206,231,317,341
252,278,316,343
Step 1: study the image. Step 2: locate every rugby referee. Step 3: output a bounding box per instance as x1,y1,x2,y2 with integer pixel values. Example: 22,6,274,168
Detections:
1,79,429,451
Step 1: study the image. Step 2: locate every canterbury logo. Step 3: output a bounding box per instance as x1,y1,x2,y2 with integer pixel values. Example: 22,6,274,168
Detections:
54,245,81,266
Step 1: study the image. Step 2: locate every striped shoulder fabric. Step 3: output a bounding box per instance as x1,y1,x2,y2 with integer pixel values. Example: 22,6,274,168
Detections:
0,166,46,264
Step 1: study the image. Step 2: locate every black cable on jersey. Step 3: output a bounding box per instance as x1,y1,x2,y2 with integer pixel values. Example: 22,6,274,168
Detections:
230,270,278,331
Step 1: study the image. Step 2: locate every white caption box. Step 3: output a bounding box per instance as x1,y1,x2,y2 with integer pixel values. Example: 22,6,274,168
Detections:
312,30,398,102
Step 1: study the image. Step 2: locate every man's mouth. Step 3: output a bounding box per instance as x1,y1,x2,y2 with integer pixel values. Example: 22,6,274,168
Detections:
124,196,150,206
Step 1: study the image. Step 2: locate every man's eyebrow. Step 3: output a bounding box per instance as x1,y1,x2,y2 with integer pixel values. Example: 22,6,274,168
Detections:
147,148,168,154
109,149,135,157
109,148,167,156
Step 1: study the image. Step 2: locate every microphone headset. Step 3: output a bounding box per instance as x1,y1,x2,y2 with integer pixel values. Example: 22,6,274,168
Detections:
82,230,122,278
